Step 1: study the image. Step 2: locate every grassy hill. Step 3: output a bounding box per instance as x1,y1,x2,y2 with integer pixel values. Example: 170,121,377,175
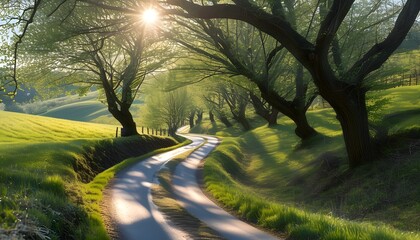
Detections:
1,111,116,143
40,101,110,122
10,91,148,126
193,85,420,239
0,111,179,239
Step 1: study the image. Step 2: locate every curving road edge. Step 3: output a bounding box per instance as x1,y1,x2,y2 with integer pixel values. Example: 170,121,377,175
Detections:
108,136,205,240
108,133,279,240
173,134,279,240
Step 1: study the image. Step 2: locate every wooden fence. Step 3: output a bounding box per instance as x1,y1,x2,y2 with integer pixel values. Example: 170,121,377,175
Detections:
383,70,419,87
115,126,170,137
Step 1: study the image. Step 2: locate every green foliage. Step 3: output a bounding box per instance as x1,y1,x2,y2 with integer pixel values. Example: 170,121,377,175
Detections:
366,91,392,125
143,73,193,132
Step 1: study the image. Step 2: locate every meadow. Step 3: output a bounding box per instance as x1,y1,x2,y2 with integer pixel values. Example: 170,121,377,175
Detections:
192,85,420,239
0,111,181,239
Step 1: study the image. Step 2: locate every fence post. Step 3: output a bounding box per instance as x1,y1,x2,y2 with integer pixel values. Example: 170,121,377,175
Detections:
152,129,154,135
416,70,418,85
115,127,119,138
147,127,149,134
142,126,144,134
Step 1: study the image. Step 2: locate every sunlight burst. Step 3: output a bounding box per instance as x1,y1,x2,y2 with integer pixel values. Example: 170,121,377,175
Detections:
142,8,159,25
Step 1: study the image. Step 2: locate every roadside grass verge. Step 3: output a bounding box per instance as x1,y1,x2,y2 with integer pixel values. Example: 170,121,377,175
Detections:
204,137,419,239
197,85,420,238
0,111,182,239
84,139,189,240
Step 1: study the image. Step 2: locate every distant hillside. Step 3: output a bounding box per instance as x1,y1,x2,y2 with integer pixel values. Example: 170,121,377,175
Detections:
40,101,109,122
8,92,145,125
0,111,117,143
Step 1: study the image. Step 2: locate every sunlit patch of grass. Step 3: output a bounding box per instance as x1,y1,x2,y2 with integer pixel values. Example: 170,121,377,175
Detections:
199,85,420,238
0,111,183,239
0,111,117,143
204,137,420,239
83,141,189,240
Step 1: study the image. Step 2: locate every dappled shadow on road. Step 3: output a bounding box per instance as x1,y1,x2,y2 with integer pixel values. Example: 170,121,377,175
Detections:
172,136,279,240
108,142,200,240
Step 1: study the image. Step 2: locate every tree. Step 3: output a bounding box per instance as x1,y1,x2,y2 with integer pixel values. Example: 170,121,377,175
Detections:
20,1,172,136
249,91,279,126
143,73,193,136
166,0,420,167
217,81,251,131
168,17,317,139
0,0,42,100
202,83,233,128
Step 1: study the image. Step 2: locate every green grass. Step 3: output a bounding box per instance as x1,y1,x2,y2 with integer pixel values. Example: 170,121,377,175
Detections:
389,50,420,72
0,111,117,143
41,101,110,122
0,111,181,239
196,85,420,239
22,92,146,126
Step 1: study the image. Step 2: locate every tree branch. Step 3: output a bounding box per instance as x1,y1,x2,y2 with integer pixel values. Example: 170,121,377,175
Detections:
165,0,314,66
349,0,420,83
315,0,355,55
10,0,42,97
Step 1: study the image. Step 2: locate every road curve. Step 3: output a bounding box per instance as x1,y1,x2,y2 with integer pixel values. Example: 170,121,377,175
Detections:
109,135,205,240
109,133,279,239
174,134,279,240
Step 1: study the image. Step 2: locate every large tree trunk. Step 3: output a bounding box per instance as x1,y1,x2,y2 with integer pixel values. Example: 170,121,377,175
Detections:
329,91,373,167
109,106,138,137
310,50,375,167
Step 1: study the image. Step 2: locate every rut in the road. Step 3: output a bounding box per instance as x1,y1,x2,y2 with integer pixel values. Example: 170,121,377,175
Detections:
152,157,223,240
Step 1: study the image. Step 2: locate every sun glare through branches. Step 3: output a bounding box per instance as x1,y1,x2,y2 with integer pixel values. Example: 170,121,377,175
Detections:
141,8,159,25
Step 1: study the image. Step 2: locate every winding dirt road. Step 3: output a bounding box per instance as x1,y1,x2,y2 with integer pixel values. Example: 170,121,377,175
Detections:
107,133,279,240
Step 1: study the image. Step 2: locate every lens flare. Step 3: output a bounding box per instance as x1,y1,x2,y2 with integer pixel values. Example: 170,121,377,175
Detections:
142,8,159,24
